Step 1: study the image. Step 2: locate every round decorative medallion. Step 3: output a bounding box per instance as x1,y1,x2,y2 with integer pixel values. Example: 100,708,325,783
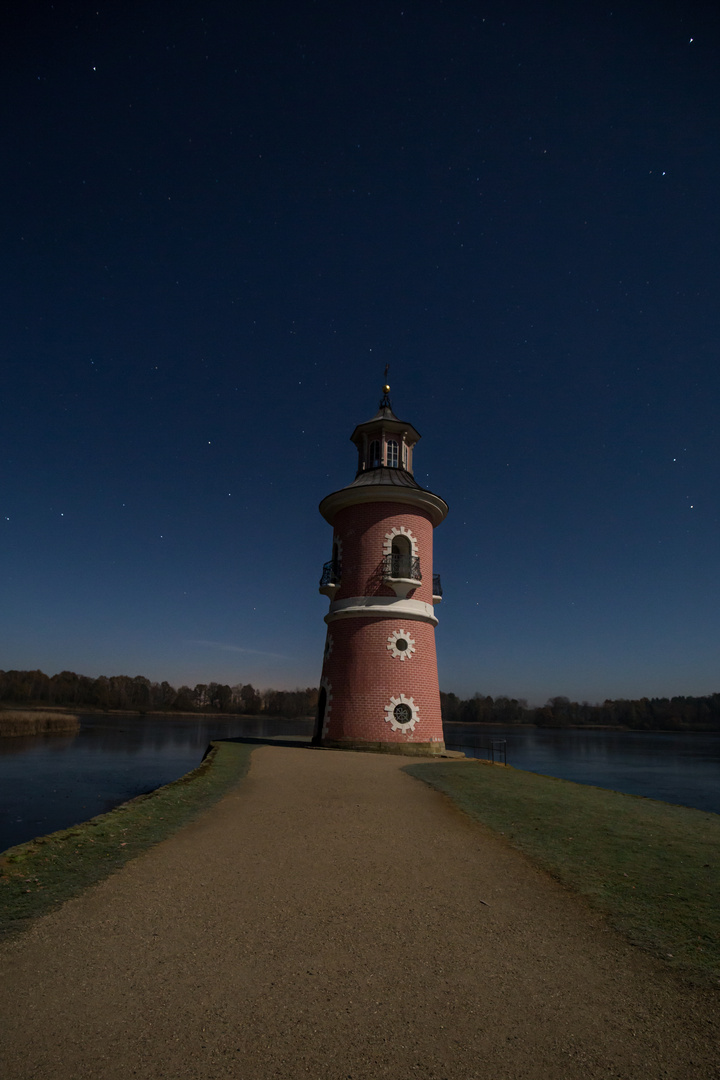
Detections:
384,693,420,733
387,628,416,661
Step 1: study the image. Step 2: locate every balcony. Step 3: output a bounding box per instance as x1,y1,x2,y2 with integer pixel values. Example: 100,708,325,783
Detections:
382,553,421,599
319,559,342,599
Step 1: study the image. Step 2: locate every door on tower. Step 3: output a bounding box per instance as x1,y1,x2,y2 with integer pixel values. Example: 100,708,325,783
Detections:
313,686,327,744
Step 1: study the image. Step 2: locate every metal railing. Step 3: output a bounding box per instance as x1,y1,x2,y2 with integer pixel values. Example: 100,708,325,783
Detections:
382,554,421,581
319,559,342,587
433,573,443,597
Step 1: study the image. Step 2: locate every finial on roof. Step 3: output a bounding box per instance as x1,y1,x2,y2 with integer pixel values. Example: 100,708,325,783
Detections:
379,363,391,408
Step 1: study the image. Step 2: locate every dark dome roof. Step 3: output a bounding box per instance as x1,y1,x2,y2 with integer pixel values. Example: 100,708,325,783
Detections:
345,467,423,491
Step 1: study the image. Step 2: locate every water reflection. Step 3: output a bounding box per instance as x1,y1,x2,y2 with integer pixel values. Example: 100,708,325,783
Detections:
0,731,79,757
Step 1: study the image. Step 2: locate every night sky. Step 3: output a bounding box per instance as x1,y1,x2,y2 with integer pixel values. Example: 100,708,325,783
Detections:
3,1,720,705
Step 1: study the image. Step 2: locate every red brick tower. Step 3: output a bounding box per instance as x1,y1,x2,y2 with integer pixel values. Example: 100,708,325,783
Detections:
314,380,449,754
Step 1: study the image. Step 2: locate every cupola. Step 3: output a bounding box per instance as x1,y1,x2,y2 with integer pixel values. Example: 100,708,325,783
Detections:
350,383,421,478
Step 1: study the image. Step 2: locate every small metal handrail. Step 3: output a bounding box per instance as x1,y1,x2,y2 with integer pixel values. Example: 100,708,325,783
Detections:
383,554,421,581
433,574,443,597
319,559,342,587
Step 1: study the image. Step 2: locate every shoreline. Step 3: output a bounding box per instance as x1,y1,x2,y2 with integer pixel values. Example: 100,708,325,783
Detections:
0,706,313,722
0,740,254,939
445,719,720,733
3,707,716,733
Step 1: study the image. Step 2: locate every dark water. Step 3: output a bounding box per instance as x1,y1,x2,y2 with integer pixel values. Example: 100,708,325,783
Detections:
0,714,312,853
444,723,720,815
2,716,719,853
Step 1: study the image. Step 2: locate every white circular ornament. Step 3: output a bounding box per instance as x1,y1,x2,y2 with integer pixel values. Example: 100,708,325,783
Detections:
384,694,420,732
386,628,416,661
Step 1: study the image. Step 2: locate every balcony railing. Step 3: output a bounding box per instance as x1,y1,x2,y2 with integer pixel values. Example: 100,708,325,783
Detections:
383,554,421,581
433,574,443,597
319,560,342,587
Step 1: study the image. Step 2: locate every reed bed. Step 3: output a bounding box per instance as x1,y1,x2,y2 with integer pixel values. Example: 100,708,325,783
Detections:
0,711,80,737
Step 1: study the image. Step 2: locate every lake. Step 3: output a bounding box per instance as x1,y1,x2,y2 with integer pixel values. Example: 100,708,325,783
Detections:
443,722,720,815
1,715,718,853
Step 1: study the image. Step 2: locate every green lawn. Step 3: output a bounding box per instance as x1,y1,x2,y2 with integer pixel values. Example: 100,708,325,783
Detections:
0,739,254,938
405,759,720,986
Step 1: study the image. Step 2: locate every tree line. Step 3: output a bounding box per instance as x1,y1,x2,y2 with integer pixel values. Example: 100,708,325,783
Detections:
440,691,720,731
3,669,718,730
0,669,318,719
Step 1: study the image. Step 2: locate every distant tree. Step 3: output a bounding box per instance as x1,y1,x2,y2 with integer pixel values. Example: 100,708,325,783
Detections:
493,696,527,724
540,696,574,728
440,691,461,722
108,675,133,710
92,676,111,710
172,685,195,711
131,676,152,710
51,671,82,704
239,683,262,714
207,683,232,712
157,681,176,709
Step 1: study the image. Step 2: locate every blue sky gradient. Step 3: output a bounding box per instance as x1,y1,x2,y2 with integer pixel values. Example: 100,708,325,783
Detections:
2,1,719,704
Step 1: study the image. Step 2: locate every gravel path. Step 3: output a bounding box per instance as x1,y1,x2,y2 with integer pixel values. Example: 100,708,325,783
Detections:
1,745,718,1079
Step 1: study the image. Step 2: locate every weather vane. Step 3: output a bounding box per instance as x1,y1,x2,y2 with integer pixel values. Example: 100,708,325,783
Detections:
380,363,391,408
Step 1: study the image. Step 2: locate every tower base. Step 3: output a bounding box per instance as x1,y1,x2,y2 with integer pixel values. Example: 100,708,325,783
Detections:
318,737,448,757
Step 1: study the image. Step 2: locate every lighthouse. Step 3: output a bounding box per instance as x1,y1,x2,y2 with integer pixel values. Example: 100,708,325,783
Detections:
314,380,449,754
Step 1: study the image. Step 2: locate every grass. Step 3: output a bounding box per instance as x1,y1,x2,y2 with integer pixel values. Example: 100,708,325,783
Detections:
0,739,254,939
405,759,720,986
0,711,80,736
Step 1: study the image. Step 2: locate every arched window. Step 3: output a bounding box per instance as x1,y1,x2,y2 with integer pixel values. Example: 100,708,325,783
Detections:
368,439,382,467
391,534,412,578
387,440,399,468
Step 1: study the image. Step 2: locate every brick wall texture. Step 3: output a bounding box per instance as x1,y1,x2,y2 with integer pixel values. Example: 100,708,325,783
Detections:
319,499,444,746
331,501,435,606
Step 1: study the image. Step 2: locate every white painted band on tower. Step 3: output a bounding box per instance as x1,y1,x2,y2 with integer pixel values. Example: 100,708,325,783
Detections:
325,596,438,625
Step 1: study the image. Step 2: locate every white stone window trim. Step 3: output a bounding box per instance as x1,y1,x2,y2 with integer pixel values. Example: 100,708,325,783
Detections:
383,526,418,558
387,628,416,661
319,677,332,738
323,633,334,661
384,693,420,733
